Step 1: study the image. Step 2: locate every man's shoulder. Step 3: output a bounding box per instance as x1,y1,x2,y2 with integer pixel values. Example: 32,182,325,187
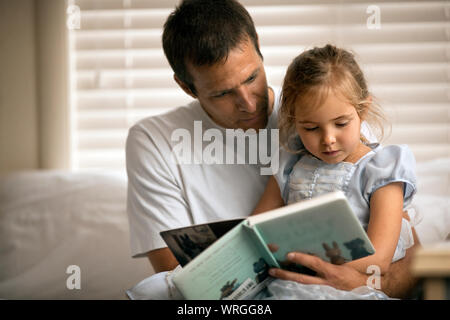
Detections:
130,99,201,135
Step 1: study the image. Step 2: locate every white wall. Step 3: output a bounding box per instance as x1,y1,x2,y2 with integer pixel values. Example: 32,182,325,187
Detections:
0,0,39,174
0,0,71,174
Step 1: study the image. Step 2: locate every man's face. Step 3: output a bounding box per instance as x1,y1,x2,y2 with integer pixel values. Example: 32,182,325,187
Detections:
178,40,271,131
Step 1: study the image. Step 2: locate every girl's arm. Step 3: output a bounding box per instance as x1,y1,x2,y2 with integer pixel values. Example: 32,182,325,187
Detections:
251,176,285,215
345,182,404,275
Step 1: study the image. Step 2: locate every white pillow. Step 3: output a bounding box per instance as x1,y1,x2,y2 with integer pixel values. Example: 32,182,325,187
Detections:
0,170,152,299
413,158,450,244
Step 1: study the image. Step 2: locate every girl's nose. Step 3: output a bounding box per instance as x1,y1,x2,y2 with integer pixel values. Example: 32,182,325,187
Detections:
322,131,336,145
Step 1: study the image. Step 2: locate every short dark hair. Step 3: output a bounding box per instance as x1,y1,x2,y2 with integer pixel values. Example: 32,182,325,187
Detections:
162,0,262,95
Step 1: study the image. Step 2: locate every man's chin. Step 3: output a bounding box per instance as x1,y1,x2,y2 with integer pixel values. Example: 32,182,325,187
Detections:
238,117,268,131
238,109,269,130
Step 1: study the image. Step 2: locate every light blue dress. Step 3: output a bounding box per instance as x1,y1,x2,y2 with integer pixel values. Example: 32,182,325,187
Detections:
275,139,417,262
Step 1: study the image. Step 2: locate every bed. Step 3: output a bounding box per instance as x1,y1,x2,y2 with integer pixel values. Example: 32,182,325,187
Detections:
0,158,449,299
0,170,152,299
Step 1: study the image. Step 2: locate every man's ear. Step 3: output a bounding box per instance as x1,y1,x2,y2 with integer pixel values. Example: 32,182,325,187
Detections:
174,74,197,99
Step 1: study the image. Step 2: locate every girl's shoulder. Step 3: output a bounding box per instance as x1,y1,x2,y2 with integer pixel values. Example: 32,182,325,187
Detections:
361,143,416,168
358,144,417,205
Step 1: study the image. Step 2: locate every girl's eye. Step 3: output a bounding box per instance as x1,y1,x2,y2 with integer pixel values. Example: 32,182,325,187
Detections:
336,122,349,127
304,127,318,131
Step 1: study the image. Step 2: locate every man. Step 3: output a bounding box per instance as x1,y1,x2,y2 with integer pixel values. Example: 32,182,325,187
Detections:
126,0,419,298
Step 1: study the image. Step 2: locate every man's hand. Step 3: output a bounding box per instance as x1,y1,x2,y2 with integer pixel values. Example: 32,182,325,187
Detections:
268,252,368,291
268,224,421,299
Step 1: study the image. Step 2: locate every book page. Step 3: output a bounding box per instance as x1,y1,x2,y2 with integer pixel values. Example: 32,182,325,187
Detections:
172,223,272,300
247,191,347,226
160,218,243,266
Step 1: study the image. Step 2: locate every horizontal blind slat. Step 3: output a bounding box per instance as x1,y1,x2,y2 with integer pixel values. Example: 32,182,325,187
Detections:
75,142,450,166
76,89,194,109
371,83,450,103
258,23,450,47
74,84,450,106
76,68,175,89
75,63,450,90
73,0,448,11
263,43,450,65
75,125,449,150
385,124,450,144
385,105,450,124
76,105,450,131
73,22,450,50
74,43,450,70
77,3,449,30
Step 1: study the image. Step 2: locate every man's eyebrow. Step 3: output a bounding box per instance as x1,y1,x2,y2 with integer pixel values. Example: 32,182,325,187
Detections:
211,68,260,96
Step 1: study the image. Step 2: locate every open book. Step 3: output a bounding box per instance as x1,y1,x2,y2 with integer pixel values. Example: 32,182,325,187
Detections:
160,191,375,300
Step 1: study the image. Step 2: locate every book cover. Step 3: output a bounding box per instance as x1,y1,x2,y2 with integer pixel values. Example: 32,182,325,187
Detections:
160,218,244,267
160,191,375,300
247,192,376,270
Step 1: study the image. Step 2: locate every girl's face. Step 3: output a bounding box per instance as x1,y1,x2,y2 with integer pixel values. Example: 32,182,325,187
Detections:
295,92,363,164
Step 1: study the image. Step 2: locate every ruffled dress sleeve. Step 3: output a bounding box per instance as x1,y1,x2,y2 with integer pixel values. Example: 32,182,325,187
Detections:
362,144,417,208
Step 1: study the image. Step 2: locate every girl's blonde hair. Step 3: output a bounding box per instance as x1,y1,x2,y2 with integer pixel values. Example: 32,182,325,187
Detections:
279,44,388,153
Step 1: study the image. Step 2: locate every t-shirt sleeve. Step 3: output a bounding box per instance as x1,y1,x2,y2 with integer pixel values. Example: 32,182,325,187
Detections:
126,126,192,258
362,144,417,208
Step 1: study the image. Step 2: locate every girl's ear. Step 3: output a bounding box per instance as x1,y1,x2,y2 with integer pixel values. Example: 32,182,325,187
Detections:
358,95,372,120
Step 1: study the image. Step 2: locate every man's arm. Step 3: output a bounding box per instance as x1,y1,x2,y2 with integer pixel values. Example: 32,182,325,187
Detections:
147,248,179,273
377,225,420,298
126,127,192,272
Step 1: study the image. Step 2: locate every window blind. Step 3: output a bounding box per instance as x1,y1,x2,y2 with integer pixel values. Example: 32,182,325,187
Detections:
69,0,450,171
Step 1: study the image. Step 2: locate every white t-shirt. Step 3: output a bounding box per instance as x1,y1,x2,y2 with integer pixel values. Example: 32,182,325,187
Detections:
126,87,281,257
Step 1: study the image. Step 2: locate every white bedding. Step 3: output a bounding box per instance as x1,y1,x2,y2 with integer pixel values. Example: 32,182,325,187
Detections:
0,170,152,299
0,158,448,299
413,157,450,244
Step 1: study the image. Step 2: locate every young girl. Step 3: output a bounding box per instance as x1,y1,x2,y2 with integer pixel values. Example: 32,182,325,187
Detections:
253,44,417,276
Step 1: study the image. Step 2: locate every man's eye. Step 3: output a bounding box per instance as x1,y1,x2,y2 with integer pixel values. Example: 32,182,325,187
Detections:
214,92,229,98
304,127,318,131
247,75,256,83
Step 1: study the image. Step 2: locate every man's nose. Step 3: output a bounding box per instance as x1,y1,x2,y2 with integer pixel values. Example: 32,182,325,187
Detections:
235,87,256,113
